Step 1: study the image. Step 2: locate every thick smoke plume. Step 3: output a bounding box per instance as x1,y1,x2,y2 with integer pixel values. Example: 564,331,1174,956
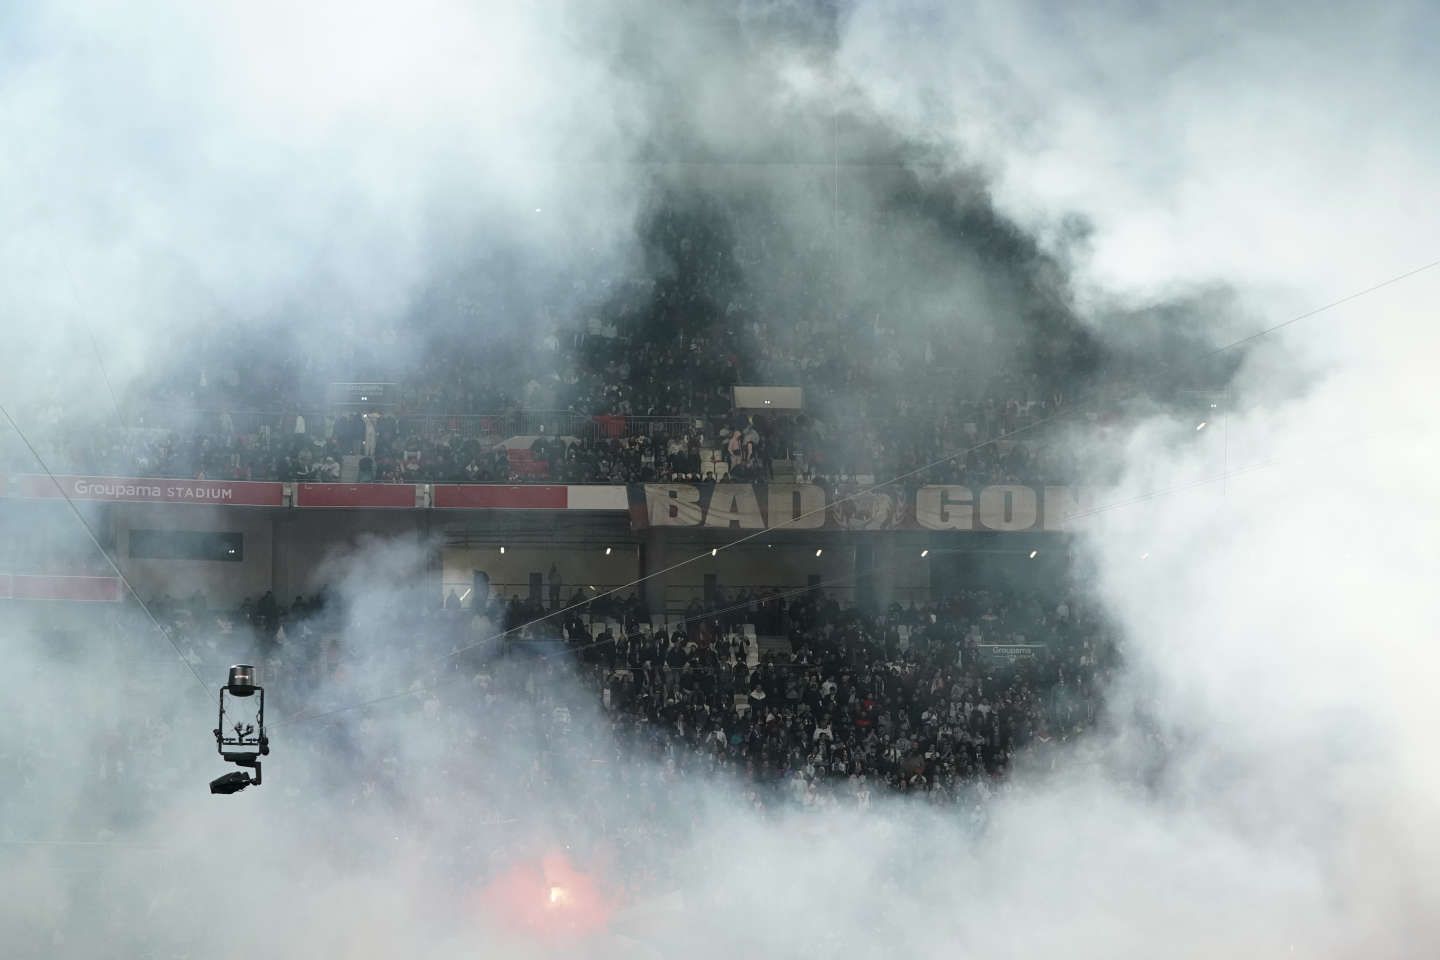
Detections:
3,1,1439,958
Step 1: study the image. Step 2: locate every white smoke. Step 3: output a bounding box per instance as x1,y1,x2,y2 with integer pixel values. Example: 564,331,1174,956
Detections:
1,0,645,435
4,1,1439,958
829,1,1440,953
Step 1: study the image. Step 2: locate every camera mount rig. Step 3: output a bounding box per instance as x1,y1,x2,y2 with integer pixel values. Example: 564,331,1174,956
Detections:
210,664,269,795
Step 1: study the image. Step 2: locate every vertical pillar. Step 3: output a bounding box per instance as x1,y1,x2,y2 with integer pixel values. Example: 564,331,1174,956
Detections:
643,528,667,615
869,536,899,612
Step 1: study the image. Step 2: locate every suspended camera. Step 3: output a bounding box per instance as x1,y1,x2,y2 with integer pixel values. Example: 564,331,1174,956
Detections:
210,664,268,795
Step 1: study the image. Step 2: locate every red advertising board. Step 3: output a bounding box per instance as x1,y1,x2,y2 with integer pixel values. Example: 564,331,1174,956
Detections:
294,483,419,508
9,475,284,507
432,485,569,510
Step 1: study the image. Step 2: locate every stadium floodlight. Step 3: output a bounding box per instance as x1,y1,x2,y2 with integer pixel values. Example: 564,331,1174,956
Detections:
211,664,268,795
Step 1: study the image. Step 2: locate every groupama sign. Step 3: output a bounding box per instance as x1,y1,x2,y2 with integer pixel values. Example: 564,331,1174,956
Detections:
9,474,285,506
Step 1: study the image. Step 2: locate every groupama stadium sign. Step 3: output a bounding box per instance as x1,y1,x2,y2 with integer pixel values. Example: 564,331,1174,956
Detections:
7,474,287,506
633,482,1095,533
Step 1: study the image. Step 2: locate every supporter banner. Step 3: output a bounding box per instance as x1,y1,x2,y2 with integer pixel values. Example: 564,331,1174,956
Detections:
295,483,419,508
632,483,1096,533
8,474,285,507
978,643,1047,665
0,574,125,602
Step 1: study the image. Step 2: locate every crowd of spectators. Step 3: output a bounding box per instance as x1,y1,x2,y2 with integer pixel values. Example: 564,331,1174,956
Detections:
31,396,1069,489
167,578,1114,807
14,300,1085,487
573,586,1113,804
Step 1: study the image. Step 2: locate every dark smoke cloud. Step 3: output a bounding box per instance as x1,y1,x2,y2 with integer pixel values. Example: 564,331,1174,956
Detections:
582,2,1237,440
